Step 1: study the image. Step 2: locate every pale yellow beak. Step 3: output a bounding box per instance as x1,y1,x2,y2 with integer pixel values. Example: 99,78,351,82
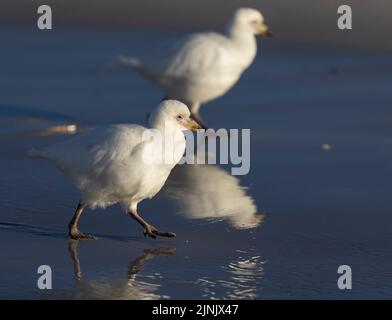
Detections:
257,24,272,37
185,118,201,131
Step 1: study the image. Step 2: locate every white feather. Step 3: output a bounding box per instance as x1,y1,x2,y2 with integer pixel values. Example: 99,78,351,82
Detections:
121,8,265,110
29,100,190,210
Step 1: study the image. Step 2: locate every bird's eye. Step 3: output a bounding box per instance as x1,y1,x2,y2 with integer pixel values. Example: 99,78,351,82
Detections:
251,19,259,26
177,115,183,120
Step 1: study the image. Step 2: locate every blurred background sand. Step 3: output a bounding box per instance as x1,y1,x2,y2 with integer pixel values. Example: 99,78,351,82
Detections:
1,0,392,51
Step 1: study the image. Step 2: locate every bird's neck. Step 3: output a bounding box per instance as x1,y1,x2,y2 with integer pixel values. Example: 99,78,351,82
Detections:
150,123,186,166
226,23,252,39
227,28,256,46
226,29,257,68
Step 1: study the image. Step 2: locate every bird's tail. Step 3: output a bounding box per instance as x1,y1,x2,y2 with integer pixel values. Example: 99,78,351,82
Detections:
113,55,142,70
92,55,143,74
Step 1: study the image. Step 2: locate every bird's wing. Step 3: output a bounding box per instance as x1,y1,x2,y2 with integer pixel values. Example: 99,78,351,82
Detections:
162,33,230,78
125,32,231,84
37,124,149,178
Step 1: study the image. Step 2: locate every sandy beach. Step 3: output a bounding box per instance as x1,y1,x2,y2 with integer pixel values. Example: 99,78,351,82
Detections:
0,26,392,299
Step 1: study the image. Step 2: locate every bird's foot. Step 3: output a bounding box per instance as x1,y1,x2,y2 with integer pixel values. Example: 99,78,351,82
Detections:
143,224,176,239
69,227,97,240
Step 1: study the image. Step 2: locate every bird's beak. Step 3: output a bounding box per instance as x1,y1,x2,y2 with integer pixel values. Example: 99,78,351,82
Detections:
257,24,272,37
185,118,201,131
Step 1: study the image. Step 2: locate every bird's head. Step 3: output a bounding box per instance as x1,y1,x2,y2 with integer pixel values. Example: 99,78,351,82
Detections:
227,8,271,37
149,100,201,132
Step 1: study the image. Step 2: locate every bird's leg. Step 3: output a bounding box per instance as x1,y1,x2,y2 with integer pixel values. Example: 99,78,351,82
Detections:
190,102,208,129
68,202,96,240
128,209,176,239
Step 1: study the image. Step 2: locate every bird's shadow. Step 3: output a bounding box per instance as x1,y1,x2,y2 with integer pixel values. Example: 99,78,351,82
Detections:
0,104,72,122
0,221,143,243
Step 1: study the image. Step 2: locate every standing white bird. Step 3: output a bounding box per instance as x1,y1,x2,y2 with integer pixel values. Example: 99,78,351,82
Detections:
116,7,271,128
29,100,200,240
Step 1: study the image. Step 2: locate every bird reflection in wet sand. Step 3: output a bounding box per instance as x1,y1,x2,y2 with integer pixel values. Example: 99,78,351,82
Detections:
197,251,264,299
68,240,176,299
163,162,265,229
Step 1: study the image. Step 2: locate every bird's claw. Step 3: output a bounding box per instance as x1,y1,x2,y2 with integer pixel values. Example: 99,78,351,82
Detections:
69,228,97,240
144,229,156,239
143,225,176,239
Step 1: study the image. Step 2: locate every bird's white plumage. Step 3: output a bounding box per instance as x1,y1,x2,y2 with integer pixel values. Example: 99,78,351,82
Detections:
118,8,266,112
30,100,191,210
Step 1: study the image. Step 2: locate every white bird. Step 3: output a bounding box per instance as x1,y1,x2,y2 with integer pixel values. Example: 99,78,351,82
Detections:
29,100,200,240
116,7,271,128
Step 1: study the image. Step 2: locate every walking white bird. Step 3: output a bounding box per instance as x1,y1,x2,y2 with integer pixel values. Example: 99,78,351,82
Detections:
29,100,200,240
116,7,271,128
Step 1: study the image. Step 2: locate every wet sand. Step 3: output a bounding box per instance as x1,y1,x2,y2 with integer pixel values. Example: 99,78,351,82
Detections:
1,28,392,299
2,0,392,51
